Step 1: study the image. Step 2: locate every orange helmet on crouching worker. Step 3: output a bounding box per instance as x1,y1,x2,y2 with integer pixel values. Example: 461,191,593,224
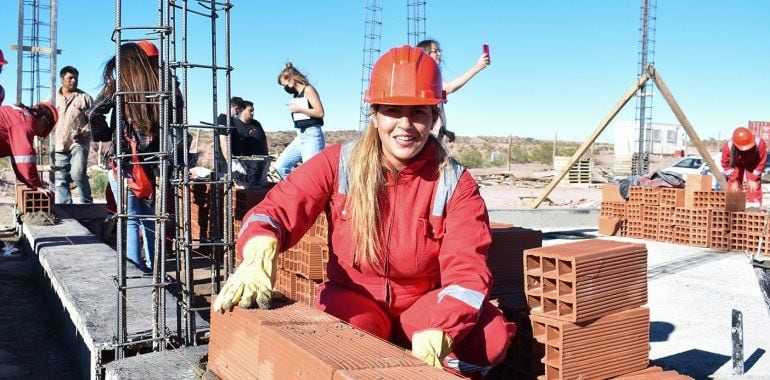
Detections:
365,45,445,106
136,40,159,58
0,49,7,65
732,127,756,151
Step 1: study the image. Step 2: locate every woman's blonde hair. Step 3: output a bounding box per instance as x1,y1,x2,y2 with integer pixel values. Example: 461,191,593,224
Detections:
347,105,446,267
277,62,310,86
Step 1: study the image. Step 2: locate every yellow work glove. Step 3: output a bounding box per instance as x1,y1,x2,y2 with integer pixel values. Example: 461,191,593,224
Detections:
212,236,278,312
411,329,452,368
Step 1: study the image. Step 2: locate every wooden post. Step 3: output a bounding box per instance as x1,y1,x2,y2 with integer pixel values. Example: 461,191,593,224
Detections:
507,135,512,173
647,65,728,190
532,74,650,208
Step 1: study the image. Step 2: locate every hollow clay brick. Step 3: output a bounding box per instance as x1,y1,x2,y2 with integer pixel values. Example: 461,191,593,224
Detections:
257,322,427,379
524,239,647,323
598,217,623,237
614,365,695,379
333,366,462,379
659,188,685,207
628,186,644,204
208,299,340,380
642,187,661,205
530,307,650,380
601,184,627,203
488,225,543,310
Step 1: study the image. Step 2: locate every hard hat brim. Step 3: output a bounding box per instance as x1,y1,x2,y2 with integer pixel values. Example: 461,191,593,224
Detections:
365,96,443,106
736,141,756,151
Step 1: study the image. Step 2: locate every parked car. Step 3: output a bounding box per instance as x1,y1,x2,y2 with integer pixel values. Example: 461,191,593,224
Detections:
662,155,725,189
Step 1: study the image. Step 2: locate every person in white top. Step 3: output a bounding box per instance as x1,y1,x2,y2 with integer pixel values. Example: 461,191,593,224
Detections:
417,39,490,143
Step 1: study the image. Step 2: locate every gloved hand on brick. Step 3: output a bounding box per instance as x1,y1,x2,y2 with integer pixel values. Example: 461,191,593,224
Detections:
411,329,452,368
212,236,278,312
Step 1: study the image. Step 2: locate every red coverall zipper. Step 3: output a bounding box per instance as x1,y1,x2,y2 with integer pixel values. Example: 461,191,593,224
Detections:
384,169,399,307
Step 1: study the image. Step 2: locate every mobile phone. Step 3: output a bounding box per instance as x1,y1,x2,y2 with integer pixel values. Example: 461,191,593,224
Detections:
483,44,490,63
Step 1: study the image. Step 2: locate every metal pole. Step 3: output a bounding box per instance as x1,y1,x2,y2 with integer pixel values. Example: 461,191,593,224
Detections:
636,0,650,176
16,0,24,103
181,0,195,345
48,0,58,187
224,0,234,279
114,0,127,360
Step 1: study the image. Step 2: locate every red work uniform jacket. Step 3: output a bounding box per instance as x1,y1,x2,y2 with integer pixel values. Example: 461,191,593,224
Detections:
237,140,493,343
0,105,44,188
720,139,767,183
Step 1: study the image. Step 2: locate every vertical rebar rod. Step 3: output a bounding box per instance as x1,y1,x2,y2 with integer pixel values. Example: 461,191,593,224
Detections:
209,0,223,302
16,0,24,103
224,0,234,279
180,0,195,346
114,0,127,360
48,0,58,185
173,0,185,340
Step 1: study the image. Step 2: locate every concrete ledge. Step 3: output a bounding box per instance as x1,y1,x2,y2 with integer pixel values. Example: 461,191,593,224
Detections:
22,205,209,379
488,208,598,232
105,345,208,380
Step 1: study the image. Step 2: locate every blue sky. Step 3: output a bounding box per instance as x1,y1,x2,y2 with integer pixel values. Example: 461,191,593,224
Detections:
1,1,768,142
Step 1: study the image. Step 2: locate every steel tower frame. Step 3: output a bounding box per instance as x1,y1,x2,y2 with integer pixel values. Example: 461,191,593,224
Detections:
635,0,657,175
359,0,383,130
406,0,426,46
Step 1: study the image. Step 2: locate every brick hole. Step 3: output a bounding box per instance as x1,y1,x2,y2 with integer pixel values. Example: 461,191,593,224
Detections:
558,280,573,297
525,254,540,272
559,301,574,318
532,321,546,341
546,365,560,380
557,260,573,277
545,345,560,367
543,277,557,295
527,295,541,310
543,297,557,314
542,257,556,276
526,275,541,292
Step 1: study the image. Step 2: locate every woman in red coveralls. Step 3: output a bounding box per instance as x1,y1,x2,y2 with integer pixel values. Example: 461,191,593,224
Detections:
213,45,515,376
721,127,767,209
0,103,58,188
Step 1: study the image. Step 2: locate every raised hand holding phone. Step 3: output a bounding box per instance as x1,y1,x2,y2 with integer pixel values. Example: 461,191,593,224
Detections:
483,44,490,64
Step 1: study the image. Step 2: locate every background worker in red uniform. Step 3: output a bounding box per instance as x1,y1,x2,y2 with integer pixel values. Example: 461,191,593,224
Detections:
0,103,58,188
213,45,515,376
721,126,767,208
0,48,8,105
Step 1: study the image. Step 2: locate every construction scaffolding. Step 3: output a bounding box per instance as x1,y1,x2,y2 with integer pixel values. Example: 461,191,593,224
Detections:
14,0,58,176
358,0,383,130
111,0,233,359
406,0,427,46
634,0,657,175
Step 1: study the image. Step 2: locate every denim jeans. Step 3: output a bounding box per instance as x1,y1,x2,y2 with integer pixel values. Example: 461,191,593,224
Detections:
54,146,92,204
275,126,325,179
108,169,156,270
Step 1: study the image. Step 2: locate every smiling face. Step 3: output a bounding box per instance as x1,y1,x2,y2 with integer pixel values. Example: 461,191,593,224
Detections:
374,105,435,171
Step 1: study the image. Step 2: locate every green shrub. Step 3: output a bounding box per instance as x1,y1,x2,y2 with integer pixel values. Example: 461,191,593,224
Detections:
90,172,109,199
457,148,484,169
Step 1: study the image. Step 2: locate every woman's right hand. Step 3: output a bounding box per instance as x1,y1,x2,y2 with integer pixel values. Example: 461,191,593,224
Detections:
212,236,279,312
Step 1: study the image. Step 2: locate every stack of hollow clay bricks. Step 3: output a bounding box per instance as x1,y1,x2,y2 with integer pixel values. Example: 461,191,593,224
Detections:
485,222,546,379
597,174,770,254
273,212,329,306
15,183,53,214
208,299,461,379
523,239,653,379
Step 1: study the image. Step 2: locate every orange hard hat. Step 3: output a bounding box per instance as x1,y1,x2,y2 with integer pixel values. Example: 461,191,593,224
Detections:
365,45,444,106
0,49,7,65
732,127,755,151
34,102,59,124
136,40,159,58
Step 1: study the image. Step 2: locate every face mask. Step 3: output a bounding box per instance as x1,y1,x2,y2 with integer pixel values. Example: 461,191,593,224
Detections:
284,85,297,95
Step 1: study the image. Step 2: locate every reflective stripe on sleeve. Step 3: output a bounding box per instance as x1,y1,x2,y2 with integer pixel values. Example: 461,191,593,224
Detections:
14,155,36,163
752,170,762,176
238,213,281,240
437,284,484,310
